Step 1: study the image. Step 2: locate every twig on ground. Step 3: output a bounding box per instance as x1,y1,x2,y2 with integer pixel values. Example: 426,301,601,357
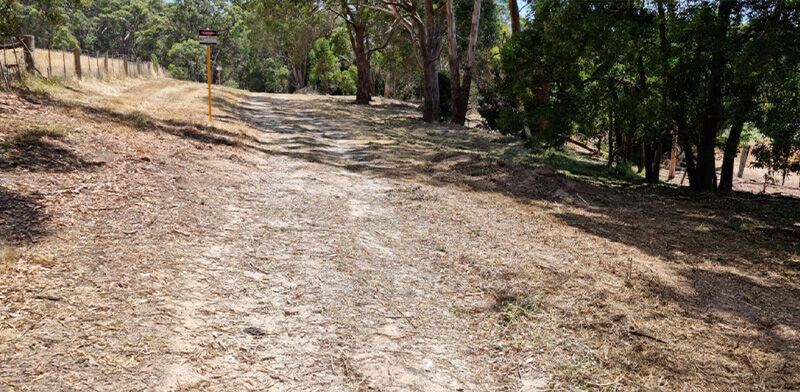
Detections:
586,374,625,387
628,328,667,344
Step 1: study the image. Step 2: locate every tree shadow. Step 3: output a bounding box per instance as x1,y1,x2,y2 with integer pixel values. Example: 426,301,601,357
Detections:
235,94,800,266
0,125,104,172
0,185,47,244
643,267,800,385
20,88,249,149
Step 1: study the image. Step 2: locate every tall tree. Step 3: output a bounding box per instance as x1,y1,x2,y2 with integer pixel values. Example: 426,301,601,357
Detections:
330,0,396,104
445,0,481,125
508,0,520,35
373,0,446,122
252,0,333,91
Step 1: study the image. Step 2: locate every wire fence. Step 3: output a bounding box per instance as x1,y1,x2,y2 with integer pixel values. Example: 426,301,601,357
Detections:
1,36,167,89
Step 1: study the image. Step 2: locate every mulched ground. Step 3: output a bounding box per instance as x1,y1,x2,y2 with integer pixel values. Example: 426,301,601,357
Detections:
1,79,799,391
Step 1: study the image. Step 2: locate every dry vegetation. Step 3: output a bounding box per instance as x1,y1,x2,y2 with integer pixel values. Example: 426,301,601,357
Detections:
1,78,799,391
2,46,161,81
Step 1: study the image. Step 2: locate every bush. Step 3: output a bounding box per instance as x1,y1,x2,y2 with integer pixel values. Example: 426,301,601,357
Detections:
333,66,357,95
52,26,80,50
166,39,204,81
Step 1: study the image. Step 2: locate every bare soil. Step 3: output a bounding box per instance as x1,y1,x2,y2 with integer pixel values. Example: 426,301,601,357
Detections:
1,79,799,391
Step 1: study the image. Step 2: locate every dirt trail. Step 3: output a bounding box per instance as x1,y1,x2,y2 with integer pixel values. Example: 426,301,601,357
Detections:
0,81,534,391
3,79,798,391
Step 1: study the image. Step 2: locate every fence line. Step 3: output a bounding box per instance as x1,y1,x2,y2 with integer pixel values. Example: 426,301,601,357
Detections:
1,35,167,89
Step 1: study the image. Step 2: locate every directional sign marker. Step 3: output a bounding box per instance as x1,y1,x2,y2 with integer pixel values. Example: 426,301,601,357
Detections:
198,30,218,45
198,30,217,122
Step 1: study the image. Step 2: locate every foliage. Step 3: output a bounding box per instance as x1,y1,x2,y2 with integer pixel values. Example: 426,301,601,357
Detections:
166,39,204,81
482,0,800,190
309,37,338,94
51,25,79,50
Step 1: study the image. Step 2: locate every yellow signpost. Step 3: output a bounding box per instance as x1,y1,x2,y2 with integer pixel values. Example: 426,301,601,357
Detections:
199,30,218,123
206,45,212,122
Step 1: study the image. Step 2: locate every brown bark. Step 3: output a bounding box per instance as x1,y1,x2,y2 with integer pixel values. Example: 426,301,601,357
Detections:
508,0,521,35
718,116,746,192
384,0,445,122
422,54,441,122
291,65,305,91
341,3,375,105
668,132,678,179
695,0,735,191
446,0,482,125
644,143,662,183
737,145,749,178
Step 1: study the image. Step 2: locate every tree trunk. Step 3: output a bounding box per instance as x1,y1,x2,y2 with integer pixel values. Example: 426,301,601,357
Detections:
352,23,372,105
737,145,749,178
384,73,393,98
668,132,678,179
607,116,615,167
422,55,440,122
508,0,521,35
386,0,444,123
718,117,745,192
694,0,734,191
644,143,662,183
446,0,481,125
422,0,444,122
292,65,305,91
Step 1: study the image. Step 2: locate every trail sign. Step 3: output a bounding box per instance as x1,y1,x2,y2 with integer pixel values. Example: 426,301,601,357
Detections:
199,29,217,123
198,30,218,45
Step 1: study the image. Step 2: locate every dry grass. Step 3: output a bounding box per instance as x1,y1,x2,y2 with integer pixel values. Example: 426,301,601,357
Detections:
1,46,161,80
0,78,798,391
0,243,18,272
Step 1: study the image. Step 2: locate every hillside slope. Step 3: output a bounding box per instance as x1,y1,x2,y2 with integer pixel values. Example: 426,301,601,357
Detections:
1,79,799,391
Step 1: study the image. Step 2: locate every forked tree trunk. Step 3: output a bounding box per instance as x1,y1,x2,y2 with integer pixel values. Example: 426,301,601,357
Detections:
385,0,444,123
292,65,305,91
445,0,481,125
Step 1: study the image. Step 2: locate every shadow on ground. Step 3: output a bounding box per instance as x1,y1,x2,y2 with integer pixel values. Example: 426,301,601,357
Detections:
0,125,104,172
0,185,47,244
13,85,800,388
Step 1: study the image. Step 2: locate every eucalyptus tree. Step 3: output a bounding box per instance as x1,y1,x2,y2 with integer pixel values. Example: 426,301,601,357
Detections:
328,0,397,104
371,0,447,122
251,0,333,91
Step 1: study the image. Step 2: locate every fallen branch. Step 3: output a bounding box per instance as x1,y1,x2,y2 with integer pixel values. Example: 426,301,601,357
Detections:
586,374,625,388
569,138,603,156
629,328,667,344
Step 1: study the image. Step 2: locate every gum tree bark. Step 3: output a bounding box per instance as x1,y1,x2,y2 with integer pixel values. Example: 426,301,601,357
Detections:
445,0,482,125
374,0,446,122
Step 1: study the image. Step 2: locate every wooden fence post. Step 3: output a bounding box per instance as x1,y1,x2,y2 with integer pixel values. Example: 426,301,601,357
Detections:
21,35,35,74
104,53,109,77
47,47,52,77
62,51,66,78
11,42,21,79
73,48,81,79
122,55,128,77
87,52,92,76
